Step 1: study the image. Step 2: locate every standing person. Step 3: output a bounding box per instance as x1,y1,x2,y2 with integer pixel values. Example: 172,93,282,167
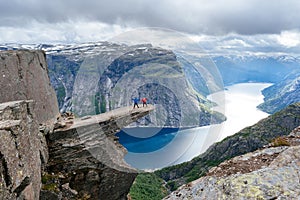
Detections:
141,97,147,107
132,97,140,108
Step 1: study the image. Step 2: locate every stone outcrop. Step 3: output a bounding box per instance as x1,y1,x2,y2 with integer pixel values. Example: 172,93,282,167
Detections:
0,50,155,200
164,127,300,199
0,100,48,200
43,105,154,199
0,50,59,124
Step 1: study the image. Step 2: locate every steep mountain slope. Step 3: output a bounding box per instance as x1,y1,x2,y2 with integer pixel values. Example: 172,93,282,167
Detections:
154,102,300,191
258,71,300,113
0,50,158,200
0,43,225,127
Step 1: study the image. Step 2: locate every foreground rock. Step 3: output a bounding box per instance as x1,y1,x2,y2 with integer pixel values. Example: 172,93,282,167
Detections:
0,50,155,200
164,127,300,199
0,50,59,124
43,105,154,199
0,100,48,199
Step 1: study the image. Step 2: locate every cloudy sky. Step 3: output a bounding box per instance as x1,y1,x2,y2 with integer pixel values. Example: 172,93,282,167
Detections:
1,0,300,54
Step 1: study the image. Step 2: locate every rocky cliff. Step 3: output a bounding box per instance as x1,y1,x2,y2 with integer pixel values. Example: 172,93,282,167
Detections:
0,50,154,200
0,43,225,127
164,126,300,199
49,43,224,127
43,105,154,199
0,50,59,124
0,50,58,199
0,100,48,200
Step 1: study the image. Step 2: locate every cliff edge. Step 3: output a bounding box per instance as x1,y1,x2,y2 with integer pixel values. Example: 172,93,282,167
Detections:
0,50,59,124
0,50,154,200
43,105,154,199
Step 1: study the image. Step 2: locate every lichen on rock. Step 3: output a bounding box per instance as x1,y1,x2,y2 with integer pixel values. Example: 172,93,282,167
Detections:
164,126,300,199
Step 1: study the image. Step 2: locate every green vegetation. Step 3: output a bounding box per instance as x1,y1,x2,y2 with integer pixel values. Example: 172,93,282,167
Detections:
129,173,168,200
56,85,66,107
100,95,106,113
166,180,179,192
41,173,60,192
271,136,290,147
42,183,59,192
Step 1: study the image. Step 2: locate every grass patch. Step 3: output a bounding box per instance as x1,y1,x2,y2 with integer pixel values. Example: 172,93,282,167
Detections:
129,173,168,200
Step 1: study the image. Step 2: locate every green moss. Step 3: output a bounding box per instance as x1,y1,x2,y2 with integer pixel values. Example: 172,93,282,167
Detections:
41,172,62,193
41,173,57,184
42,183,59,192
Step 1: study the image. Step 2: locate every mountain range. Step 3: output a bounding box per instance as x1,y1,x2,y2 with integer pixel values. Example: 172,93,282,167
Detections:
2,42,300,123
1,42,300,199
0,42,226,127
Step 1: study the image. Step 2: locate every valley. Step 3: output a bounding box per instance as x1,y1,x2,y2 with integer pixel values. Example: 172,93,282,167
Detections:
1,41,300,200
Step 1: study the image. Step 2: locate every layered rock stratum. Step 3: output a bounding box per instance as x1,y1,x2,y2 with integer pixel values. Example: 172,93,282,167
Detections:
0,50,154,200
0,50,59,124
0,100,48,200
44,105,154,199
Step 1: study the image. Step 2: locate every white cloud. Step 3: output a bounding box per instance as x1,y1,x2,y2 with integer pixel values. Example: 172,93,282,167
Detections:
277,30,300,48
190,32,300,56
0,21,131,44
1,0,300,36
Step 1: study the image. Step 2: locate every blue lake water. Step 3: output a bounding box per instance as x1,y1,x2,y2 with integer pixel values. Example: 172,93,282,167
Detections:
117,127,179,153
117,83,272,170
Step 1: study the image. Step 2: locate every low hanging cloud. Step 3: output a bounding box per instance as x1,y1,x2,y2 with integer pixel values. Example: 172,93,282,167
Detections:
1,0,300,35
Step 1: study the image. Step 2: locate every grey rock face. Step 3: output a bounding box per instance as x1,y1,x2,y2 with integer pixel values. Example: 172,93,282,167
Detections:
0,50,59,124
0,100,48,200
0,50,154,200
0,43,225,127
45,105,154,199
45,42,132,114
164,132,300,200
44,43,225,127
